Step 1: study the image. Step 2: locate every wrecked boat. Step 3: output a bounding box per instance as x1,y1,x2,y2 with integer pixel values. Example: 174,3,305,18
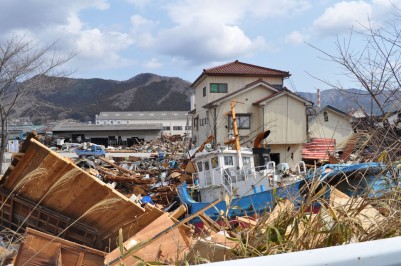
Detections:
178,101,307,223
304,162,391,198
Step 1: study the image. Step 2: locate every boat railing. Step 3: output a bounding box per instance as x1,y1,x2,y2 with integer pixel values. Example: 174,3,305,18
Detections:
194,163,279,189
265,161,276,178
222,168,233,195
240,165,255,181
296,161,307,174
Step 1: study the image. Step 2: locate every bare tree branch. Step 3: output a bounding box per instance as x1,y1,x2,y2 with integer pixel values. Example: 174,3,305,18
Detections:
0,34,74,173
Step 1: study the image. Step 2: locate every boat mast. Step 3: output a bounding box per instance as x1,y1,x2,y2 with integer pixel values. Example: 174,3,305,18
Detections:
225,100,243,170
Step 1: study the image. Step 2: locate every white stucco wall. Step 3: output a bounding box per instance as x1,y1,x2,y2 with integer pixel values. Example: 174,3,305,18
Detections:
308,109,353,146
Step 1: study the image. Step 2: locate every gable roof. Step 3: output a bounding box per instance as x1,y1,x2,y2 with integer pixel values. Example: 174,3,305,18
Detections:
348,108,368,118
315,105,349,118
192,60,291,87
307,105,350,122
252,87,313,106
203,79,279,108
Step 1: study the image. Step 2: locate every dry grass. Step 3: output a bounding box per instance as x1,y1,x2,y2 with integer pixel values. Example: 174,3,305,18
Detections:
218,175,401,262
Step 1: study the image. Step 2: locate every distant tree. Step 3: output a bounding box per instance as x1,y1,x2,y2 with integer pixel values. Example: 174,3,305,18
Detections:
309,8,401,162
309,9,401,116
0,35,74,173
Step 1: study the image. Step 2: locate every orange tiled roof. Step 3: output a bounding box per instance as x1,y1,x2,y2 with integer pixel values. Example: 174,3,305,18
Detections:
192,60,290,87
204,60,290,76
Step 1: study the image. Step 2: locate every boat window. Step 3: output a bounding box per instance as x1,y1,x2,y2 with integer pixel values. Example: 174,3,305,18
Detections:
243,156,251,166
211,157,218,168
204,161,210,171
224,156,234,166
197,162,203,171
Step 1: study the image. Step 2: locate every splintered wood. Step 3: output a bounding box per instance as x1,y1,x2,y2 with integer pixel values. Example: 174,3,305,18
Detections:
86,156,187,207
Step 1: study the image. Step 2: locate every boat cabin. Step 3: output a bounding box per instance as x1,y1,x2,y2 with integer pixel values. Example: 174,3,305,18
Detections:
191,146,305,202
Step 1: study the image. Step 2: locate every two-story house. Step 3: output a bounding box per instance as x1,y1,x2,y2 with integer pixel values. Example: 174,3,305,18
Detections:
191,60,312,167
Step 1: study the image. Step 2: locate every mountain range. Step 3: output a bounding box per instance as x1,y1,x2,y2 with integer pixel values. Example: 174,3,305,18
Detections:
14,74,399,123
17,73,193,123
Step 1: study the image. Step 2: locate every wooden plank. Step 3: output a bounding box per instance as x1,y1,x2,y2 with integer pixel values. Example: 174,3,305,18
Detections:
75,252,85,266
102,204,165,249
17,155,72,202
42,167,108,216
2,139,167,250
105,213,193,265
265,200,294,225
99,157,139,176
199,213,221,233
15,228,105,266
3,143,49,189
105,199,220,265
169,204,187,220
237,216,257,227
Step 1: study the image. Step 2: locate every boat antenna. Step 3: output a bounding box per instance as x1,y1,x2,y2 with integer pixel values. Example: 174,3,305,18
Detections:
225,100,244,169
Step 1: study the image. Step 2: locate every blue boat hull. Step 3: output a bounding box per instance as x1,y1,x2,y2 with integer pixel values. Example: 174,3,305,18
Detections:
303,162,391,198
177,163,390,223
306,162,386,183
177,180,303,223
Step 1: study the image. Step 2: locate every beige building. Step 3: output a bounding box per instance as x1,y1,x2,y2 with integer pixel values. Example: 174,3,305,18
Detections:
308,105,353,149
191,60,312,167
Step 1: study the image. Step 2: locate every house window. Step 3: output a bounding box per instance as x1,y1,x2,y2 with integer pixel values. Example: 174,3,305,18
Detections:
194,117,199,131
324,111,328,122
203,86,206,97
163,126,170,130
228,114,251,129
173,126,183,130
185,126,192,130
210,83,228,93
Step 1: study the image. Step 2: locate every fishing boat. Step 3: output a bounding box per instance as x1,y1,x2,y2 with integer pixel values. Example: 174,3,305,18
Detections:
304,162,390,198
177,101,307,223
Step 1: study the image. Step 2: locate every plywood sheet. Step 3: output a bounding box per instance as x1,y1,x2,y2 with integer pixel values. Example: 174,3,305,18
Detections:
14,228,105,266
0,139,164,250
105,213,193,265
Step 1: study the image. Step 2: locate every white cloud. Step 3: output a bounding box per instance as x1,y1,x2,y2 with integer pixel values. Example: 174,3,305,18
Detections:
0,1,137,73
130,15,157,33
76,29,132,59
285,31,306,45
312,1,373,36
165,0,311,25
372,0,401,7
149,0,310,65
0,0,110,35
125,0,151,9
155,21,266,64
144,58,162,68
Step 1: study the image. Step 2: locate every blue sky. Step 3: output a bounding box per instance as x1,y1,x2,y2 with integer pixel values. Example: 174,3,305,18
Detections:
1,0,400,92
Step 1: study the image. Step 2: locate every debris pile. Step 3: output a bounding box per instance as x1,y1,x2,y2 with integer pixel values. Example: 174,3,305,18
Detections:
0,132,398,265
108,134,188,154
74,152,192,207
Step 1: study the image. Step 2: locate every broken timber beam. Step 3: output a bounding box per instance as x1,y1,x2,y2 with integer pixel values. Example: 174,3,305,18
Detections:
98,156,139,175
105,199,221,265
